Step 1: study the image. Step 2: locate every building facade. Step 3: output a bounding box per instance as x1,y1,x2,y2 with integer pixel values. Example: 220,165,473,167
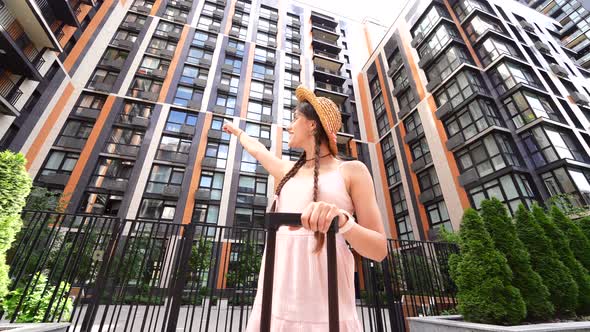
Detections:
0,0,388,231
518,0,590,70
358,0,590,241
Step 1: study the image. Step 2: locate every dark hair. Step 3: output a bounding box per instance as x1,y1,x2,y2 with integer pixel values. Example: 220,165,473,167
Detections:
274,101,333,253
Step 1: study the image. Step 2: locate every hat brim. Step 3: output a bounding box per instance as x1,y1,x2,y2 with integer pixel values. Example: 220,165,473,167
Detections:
295,85,340,155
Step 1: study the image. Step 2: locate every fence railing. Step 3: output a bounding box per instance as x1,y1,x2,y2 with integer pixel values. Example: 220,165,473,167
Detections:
2,211,459,331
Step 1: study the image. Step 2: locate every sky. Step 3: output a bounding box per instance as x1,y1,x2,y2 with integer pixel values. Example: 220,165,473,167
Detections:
294,0,408,27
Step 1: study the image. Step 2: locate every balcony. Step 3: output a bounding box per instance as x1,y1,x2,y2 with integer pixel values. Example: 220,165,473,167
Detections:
312,49,343,70
0,17,44,80
162,184,181,198
0,0,61,51
117,114,150,128
156,150,189,164
314,82,347,104
0,73,22,116
97,178,129,192
37,172,70,186
168,0,192,10
194,188,220,201
120,20,144,33
104,143,140,157
46,0,79,27
111,38,135,50
312,33,341,54
72,106,101,119
310,11,338,30
55,136,86,150
313,65,346,85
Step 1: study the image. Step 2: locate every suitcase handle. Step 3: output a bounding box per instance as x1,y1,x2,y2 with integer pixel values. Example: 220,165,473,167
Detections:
260,213,340,332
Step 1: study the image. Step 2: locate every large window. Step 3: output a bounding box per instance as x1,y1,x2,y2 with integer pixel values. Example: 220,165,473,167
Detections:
55,120,93,148
476,37,520,67
193,203,220,225
452,0,492,21
234,207,265,227
145,164,184,194
404,112,424,137
220,73,240,94
174,86,204,107
444,99,503,142
398,89,417,113
180,65,208,85
410,136,432,165
89,157,134,190
435,70,487,108
381,134,395,161
425,201,452,231
455,133,521,178
138,198,176,220
247,100,272,121
198,171,225,200
215,94,237,115
156,135,191,162
418,24,459,58
252,63,274,80
412,5,450,38
418,166,442,199
521,126,589,168
390,185,414,240
237,176,268,205
223,56,242,74
376,113,390,138
104,127,144,157
205,142,229,169
165,110,197,133
79,193,122,215
187,47,213,64
464,15,505,43
489,61,541,95
503,90,563,128
542,167,590,207
468,173,535,214
426,45,472,82
40,151,79,176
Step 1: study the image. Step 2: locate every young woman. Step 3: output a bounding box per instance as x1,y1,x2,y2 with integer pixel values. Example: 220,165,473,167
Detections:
222,85,387,331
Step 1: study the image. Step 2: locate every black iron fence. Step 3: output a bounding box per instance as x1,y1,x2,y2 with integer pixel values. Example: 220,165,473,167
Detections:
2,211,458,331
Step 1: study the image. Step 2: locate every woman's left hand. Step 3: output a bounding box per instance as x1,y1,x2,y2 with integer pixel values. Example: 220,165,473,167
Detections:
301,201,346,233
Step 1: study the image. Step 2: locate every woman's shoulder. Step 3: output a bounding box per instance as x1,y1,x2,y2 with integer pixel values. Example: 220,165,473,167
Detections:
337,160,371,191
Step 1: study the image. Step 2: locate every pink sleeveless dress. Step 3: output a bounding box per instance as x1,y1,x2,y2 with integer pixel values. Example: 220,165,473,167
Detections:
245,163,363,331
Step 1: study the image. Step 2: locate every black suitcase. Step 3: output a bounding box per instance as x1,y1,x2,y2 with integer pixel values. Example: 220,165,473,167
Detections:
260,212,340,332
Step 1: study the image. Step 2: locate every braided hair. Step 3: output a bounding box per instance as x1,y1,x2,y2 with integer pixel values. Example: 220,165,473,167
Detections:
275,101,332,253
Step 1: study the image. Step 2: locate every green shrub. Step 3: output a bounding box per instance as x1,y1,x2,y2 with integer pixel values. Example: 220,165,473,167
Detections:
2,272,73,322
551,207,590,271
480,199,553,321
0,151,32,299
575,217,590,241
449,208,526,325
542,206,590,315
516,205,577,317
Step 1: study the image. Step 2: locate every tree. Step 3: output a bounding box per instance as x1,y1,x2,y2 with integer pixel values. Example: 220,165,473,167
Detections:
480,199,553,321
0,151,32,299
449,208,526,325
540,206,590,315
551,206,590,271
226,241,262,289
516,204,577,317
576,217,590,241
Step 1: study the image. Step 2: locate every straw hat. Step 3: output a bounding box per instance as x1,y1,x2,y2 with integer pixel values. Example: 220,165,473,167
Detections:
295,85,342,155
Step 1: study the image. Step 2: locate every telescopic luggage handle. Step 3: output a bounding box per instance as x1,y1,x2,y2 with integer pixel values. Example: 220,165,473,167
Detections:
260,212,340,332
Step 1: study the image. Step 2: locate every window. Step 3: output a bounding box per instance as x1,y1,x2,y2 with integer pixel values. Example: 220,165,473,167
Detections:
224,56,243,74
469,173,535,214
79,193,123,215
404,112,424,137
369,77,382,97
372,93,385,116
104,127,144,157
123,12,147,25
381,134,395,161
237,176,268,205
192,31,216,48
395,214,414,240
198,171,225,200
246,100,272,121
503,90,563,128
205,142,229,168
390,185,408,216
397,89,417,113
444,99,503,141
376,112,390,138
521,126,588,168
165,110,197,133
476,37,520,67
99,48,129,65
245,122,271,139
230,24,248,39
252,63,274,80
257,18,277,32
542,168,590,207
284,55,300,71
154,21,181,37
55,120,93,148
138,198,176,220
435,70,487,108
89,157,134,189
464,15,505,43
113,29,138,44
220,73,240,94
137,56,170,75
452,0,491,21
426,45,472,82
425,201,452,231
41,151,79,176
489,61,541,95
215,94,237,115
127,76,163,98
234,207,265,227
240,149,260,173
393,70,410,91
256,31,276,46
385,157,401,186
146,37,176,56
249,80,273,100
88,69,118,89
156,135,191,162
193,203,220,225
118,101,152,123
163,6,189,22
412,5,450,38
187,47,213,64
210,116,232,141
388,49,403,72
456,133,521,178
284,71,300,86
173,86,203,107
418,166,442,198
197,15,221,30
74,93,106,114
227,39,246,57
146,164,184,194
410,136,432,165
418,24,459,58
180,65,209,85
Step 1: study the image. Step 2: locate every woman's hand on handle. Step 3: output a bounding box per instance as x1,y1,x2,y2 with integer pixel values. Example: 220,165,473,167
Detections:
301,201,348,233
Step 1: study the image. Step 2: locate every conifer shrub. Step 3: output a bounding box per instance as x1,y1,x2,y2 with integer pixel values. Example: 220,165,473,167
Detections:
551,206,590,271
575,217,590,241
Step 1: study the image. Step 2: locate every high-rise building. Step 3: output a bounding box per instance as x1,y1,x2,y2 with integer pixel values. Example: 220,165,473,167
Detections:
358,0,590,240
518,0,590,70
0,0,387,229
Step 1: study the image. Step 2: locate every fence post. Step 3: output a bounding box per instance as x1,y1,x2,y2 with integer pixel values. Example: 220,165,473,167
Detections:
381,256,405,332
80,218,123,331
165,222,196,332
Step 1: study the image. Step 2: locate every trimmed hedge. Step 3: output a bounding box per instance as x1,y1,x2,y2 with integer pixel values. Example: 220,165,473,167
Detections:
542,206,590,315
480,199,553,321
0,151,32,299
515,205,578,317
450,208,526,325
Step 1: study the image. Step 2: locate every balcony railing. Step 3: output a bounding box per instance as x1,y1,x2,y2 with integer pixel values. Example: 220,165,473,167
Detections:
311,21,337,33
314,64,343,77
0,74,23,107
313,49,340,60
315,81,344,94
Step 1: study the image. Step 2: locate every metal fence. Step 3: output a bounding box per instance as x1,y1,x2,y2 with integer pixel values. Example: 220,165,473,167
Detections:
2,211,458,331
